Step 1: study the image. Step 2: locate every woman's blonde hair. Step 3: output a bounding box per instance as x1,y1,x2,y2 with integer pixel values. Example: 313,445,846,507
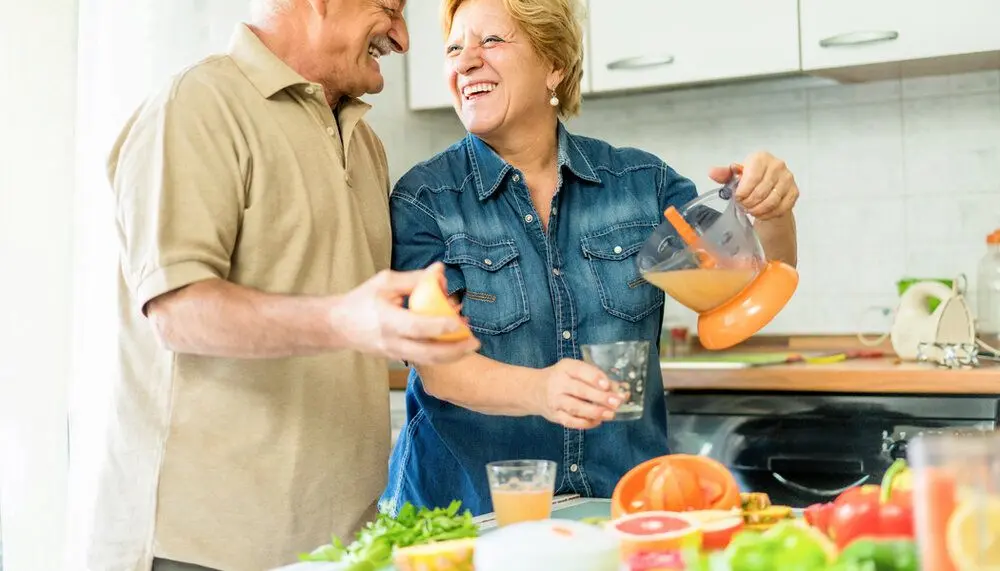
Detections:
441,0,586,117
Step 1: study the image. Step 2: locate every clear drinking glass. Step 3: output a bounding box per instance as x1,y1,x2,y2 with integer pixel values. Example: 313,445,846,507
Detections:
908,430,1000,571
581,340,650,421
486,459,557,527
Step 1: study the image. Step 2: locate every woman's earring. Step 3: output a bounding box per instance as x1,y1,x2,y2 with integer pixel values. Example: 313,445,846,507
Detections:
549,90,559,107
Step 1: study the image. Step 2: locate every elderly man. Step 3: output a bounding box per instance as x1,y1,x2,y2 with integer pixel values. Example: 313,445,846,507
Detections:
91,1,478,570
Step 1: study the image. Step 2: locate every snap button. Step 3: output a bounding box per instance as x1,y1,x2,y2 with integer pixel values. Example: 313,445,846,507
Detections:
512,174,521,182
484,258,493,266
524,214,534,223
305,85,315,94
569,464,579,472
552,268,560,276
326,126,336,136
562,330,571,339
613,245,623,254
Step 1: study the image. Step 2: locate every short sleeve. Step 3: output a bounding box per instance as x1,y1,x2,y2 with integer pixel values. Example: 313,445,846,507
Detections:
108,74,247,314
656,161,698,216
389,187,466,296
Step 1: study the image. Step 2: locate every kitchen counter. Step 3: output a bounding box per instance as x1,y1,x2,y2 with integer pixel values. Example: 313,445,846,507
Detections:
388,336,1000,395
661,357,1000,395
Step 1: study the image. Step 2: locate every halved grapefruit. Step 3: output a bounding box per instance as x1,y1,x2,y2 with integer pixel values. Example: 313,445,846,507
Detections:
609,511,703,559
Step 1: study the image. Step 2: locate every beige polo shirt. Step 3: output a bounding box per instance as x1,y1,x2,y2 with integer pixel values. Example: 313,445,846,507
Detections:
91,24,392,571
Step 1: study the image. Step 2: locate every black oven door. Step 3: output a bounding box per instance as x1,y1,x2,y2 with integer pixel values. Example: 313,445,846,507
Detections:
666,393,998,508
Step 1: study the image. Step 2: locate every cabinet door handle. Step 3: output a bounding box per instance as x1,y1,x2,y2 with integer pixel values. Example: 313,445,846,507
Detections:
607,54,675,71
819,30,899,48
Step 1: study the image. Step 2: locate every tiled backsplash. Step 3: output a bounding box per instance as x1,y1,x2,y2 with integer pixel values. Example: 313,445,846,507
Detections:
364,56,1000,335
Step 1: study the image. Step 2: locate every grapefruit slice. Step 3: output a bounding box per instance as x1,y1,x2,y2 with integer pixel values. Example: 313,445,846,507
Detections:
609,511,703,559
626,550,686,571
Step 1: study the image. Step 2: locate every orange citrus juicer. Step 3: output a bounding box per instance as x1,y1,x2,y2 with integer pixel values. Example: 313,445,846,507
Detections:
636,164,798,350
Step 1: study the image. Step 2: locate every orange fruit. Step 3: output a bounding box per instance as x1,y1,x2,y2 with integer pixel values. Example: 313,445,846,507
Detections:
408,268,472,342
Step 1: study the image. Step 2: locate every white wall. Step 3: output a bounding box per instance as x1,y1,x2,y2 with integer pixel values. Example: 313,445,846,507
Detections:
0,1,78,570
363,55,1000,336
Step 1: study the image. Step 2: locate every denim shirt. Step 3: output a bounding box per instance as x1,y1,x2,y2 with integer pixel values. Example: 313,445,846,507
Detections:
380,122,697,517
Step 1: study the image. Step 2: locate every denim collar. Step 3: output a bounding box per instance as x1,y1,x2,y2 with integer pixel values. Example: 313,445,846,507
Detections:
466,122,600,201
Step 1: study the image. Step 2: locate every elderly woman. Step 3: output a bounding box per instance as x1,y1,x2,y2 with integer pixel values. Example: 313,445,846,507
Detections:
381,0,799,516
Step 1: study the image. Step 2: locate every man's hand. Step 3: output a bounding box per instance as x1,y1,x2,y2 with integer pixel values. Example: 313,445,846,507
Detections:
331,265,481,365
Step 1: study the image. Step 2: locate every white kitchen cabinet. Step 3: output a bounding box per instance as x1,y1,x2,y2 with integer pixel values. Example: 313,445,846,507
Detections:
405,2,593,111
586,0,801,94
800,0,1000,76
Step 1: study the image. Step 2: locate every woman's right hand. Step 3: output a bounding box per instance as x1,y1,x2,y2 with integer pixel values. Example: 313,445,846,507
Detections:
530,358,623,430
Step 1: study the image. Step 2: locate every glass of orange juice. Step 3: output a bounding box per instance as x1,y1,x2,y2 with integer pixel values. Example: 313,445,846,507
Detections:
486,459,557,527
908,430,1000,571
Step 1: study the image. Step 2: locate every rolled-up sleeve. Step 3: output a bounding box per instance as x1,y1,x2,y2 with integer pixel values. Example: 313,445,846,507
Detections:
389,187,465,297
108,74,247,314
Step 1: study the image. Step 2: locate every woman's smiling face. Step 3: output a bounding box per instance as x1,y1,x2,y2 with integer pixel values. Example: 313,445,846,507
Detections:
444,0,562,138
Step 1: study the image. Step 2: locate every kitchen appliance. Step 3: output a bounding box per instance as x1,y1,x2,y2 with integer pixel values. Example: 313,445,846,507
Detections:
636,166,798,350
666,392,999,509
890,279,976,361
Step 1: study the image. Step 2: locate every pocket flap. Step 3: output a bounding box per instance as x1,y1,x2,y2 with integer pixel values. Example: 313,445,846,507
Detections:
581,221,658,261
444,234,520,271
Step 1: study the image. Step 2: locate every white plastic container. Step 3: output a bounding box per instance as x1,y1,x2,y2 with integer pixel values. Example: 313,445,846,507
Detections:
976,229,1000,350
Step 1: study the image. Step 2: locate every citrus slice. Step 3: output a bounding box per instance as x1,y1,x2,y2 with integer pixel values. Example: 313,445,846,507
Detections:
946,495,1000,571
609,511,703,559
686,509,744,551
408,268,472,342
394,538,476,571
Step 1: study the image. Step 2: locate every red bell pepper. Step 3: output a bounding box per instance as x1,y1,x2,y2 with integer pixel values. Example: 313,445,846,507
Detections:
804,501,834,534
827,484,914,549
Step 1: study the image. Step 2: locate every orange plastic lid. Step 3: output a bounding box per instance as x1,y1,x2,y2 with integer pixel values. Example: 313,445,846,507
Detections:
988,230,1000,244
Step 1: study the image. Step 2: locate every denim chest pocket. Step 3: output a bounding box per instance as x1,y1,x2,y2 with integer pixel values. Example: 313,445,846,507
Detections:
580,221,664,322
443,234,530,335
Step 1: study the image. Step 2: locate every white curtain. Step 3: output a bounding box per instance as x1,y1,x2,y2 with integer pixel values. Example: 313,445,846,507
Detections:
66,1,250,569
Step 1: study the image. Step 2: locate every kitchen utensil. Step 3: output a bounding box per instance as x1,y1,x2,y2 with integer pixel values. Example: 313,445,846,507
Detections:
897,276,960,312
908,430,1000,571
660,349,885,369
636,166,798,350
485,459,557,527
889,279,976,361
581,340,649,420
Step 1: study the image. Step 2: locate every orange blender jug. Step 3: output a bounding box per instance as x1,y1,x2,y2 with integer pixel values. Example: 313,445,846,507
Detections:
636,170,798,350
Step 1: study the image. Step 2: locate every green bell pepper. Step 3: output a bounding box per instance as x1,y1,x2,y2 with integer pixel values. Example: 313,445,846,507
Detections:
833,538,919,571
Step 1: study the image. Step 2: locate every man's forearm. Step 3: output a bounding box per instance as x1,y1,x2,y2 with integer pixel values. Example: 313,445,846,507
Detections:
755,212,798,267
417,353,539,416
146,278,341,358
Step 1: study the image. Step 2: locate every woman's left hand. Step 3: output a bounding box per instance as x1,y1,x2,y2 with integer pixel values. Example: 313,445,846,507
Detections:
708,151,799,220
